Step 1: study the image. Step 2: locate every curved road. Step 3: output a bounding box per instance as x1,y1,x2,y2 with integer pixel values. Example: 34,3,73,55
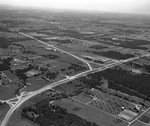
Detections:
1,32,150,126
19,32,92,71
1,61,122,126
1,32,93,126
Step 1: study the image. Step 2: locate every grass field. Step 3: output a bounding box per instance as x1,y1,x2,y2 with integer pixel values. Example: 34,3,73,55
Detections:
21,76,49,92
22,73,65,92
0,103,9,125
88,88,137,116
7,94,45,126
73,92,93,103
131,121,147,126
0,84,18,100
139,110,150,124
3,70,19,81
7,108,38,126
54,98,128,126
53,80,85,96
7,119,38,126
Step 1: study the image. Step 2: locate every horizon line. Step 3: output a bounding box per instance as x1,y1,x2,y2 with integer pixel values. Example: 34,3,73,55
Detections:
0,4,150,16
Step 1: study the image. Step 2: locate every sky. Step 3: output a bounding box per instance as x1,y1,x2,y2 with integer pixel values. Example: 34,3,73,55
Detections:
0,0,150,14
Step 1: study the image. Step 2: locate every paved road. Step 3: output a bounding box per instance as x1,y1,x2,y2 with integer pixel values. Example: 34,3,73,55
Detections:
127,107,150,126
0,32,96,126
0,61,120,126
0,58,142,126
19,32,93,71
1,32,150,126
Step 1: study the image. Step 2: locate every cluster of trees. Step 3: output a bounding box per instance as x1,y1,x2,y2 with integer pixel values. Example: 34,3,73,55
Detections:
60,30,84,39
144,65,150,73
107,80,144,101
55,39,72,44
21,99,98,126
93,67,150,101
42,54,59,59
44,71,58,80
76,67,150,101
0,72,1,79
0,36,30,49
0,37,12,48
118,39,149,50
61,68,65,72
77,74,103,89
0,19,25,27
14,82,25,95
0,57,13,71
91,51,134,60
89,45,108,50
23,50,37,55
126,62,142,68
68,63,87,73
15,64,34,82
0,26,10,32
127,62,150,73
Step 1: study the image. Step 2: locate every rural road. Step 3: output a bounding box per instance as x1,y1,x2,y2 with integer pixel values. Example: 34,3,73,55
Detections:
1,32,150,126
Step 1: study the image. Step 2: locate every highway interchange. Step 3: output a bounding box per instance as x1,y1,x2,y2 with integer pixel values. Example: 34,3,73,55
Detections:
1,32,150,126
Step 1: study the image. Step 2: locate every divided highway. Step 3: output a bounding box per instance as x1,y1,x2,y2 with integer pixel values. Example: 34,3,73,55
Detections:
1,32,150,126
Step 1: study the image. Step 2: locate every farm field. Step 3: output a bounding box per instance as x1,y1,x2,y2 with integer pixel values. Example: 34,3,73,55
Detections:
131,121,147,126
73,92,93,103
21,76,49,92
0,37,89,100
139,109,150,124
7,119,38,126
72,88,141,122
54,98,128,126
1,6,150,126
0,103,9,124
0,82,24,100
53,80,87,96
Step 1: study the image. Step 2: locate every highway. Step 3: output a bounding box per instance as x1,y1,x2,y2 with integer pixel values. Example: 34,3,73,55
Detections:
1,32,94,126
1,32,150,126
1,60,121,126
19,32,93,71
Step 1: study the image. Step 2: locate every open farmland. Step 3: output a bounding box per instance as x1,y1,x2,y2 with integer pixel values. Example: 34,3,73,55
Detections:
88,89,136,114
90,50,135,60
3,70,19,81
0,81,24,100
54,98,128,126
87,89,140,121
1,6,150,126
0,33,89,100
53,80,88,96
131,121,147,126
73,92,93,103
139,110,150,124
0,103,9,124
21,76,49,92
7,119,38,126
72,88,141,122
